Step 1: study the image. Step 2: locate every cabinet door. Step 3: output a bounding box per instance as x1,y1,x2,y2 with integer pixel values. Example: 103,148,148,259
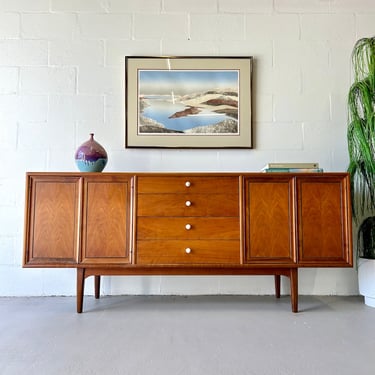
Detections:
297,175,353,266
243,176,296,264
24,175,81,266
81,175,133,264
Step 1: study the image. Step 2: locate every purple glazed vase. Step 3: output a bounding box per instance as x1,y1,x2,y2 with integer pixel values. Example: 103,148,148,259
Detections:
75,133,108,172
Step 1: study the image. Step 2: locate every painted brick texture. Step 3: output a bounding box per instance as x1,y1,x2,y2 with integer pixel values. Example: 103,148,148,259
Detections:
0,0,365,296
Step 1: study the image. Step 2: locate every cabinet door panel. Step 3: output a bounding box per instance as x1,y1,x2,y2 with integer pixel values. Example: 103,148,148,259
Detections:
297,176,352,266
81,176,132,264
24,176,80,266
243,177,296,264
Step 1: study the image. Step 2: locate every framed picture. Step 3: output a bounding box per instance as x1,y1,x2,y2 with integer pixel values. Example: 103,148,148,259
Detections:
125,56,252,148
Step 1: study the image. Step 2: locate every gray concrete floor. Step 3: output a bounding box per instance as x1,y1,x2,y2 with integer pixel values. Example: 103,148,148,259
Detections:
0,295,374,375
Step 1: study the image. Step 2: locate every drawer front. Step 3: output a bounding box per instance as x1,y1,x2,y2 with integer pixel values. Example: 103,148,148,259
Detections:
136,240,240,265
137,217,239,240
137,176,239,194
137,194,239,217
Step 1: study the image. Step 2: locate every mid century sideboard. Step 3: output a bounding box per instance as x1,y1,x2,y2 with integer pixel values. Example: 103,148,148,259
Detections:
23,172,353,313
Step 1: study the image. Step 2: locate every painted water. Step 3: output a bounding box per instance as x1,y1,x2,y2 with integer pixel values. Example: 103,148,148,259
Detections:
141,96,234,132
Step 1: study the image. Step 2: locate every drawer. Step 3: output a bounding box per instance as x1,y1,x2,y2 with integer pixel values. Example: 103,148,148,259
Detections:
136,240,240,265
137,194,239,217
137,217,239,240
137,176,239,194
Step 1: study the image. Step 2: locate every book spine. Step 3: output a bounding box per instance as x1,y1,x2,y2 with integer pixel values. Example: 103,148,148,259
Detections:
263,168,324,173
266,163,319,169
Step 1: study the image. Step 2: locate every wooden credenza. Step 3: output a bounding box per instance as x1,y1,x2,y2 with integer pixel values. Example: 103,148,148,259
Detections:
23,172,353,313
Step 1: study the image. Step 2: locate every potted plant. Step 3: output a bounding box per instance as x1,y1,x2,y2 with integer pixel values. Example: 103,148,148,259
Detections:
347,36,375,307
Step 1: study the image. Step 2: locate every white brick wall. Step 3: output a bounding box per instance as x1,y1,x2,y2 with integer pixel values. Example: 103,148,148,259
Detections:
190,14,245,41
20,67,76,94
164,0,218,13
49,40,104,66
50,0,109,13
0,0,365,297
0,40,48,65
0,0,49,12
134,14,188,39
330,0,375,13
0,67,18,94
300,14,355,42
356,14,375,39
78,14,132,39
219,0,273,13
0,13,20,38
22,14,77,39
245,14,300,41
275,0,331,13
0,95,49,123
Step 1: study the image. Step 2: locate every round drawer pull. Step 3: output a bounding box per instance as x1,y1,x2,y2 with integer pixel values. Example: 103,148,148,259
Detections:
185,247,192,254
185,200,192,207
185,224,191,230
185,181,191,187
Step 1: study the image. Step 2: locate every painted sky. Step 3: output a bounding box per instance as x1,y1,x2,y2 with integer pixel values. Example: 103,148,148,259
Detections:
139,70,239,95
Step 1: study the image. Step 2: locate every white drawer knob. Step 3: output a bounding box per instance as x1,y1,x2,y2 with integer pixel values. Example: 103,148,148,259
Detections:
185,181,191,187
185,247,191,254
185,224,191,230
185,200,192,207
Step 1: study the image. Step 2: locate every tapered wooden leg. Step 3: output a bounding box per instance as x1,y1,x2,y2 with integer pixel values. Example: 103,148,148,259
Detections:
77,268,85,313
289,268,298,313
274,275,281,298
95,275,101,299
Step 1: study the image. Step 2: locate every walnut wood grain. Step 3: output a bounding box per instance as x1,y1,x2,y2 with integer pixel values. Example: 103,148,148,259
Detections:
23,172,353,314
243,177,296,264
297,176,353,266
81,176,132,264
137,176,239,194
137,217,240,240
137,193,239,217
136,240,240,265
24,175,81,265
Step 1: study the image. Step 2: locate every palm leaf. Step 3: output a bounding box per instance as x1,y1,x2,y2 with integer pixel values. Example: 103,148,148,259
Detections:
347,37,375,221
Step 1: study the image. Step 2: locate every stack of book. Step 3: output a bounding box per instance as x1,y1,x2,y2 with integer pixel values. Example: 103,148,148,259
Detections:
261,162,323,173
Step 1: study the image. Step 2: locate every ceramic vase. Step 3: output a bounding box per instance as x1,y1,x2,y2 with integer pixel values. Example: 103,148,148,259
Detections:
75,133,108,172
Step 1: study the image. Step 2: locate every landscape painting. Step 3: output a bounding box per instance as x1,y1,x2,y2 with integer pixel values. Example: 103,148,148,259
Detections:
138,70,239,135
125,57,252,148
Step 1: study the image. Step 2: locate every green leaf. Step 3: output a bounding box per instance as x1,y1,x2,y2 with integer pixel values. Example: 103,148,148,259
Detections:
347,36,375,221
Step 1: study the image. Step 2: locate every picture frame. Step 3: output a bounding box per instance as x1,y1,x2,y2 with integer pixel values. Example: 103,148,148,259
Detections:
125,56,253,148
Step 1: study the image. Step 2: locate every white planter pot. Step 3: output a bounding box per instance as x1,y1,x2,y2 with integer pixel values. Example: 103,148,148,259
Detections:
358,258,375,307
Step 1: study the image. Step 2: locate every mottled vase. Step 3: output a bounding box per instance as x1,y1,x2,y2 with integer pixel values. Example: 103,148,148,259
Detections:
75,133,108,172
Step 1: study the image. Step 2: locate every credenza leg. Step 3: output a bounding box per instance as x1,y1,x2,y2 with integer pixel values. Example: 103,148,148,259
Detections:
77,268,85,313
95,275,101,299
274,275,281,298
290,268,298,313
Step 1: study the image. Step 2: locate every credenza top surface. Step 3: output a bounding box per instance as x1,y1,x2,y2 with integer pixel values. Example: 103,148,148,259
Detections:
26,171,349,177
